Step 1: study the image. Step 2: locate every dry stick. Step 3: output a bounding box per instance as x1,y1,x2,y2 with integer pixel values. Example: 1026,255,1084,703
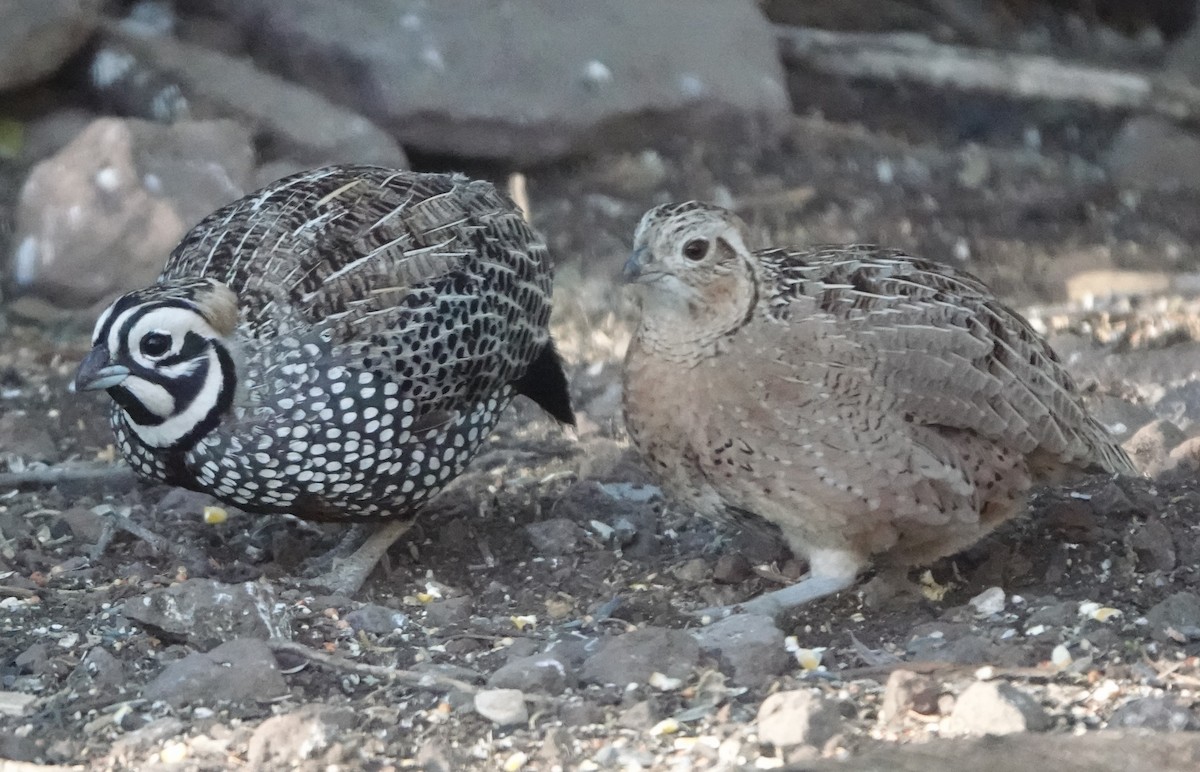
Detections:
267,639,480,696
0,463,137,489
0,585,39,599
0,762,83,772
775,26,1200,127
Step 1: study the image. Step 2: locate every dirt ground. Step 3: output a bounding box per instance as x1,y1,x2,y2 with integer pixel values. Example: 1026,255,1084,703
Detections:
4,101,1200,770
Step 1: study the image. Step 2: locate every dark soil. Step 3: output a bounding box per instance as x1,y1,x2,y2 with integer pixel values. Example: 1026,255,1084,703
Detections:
4,97,1200,770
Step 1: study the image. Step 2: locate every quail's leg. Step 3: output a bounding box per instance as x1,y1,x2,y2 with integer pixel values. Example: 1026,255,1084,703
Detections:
305,520,414,597
693,548,864,620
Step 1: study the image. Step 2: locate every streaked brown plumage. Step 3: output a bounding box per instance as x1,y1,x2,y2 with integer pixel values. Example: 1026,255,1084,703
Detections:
622,202,1134,616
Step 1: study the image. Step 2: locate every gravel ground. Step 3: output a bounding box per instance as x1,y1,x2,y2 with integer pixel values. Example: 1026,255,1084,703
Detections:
4,114,1200,770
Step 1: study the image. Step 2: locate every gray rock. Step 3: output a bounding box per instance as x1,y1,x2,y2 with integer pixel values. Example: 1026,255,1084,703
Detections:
222,0,788,163
503,638,541,661
0,411,58,462
543,637,599,672
411,662,484,685
473,688,528,726
693,614,789,688
553,481,659,558
92,27,407,168
142,638,289,707
712,553,754,584
581,626,700,686
756,690,843,749
1087,481,1142,519
1129,519,1177,573
9,117,253,308
946,681,1051,736
423,597,473,627
0,0,101,91
19,108,101,165
1123,419,1185,477
1108,696,1195,731
13,644,50,675
344,604,408,634
617,699,659,730
60,647,129,711
558,698,605,727
880,669,941,725
488,653,574,696
57,507,108,543
1105,117,1200,192
246,704,357,767
1166,436,1200,477
1025,600,1078,628
524,518,585,556
1104,21,1200,191
123,579,290,649
672,558,710,583
415,739,462,772
1145,592,1200,643
1155,381,1200,434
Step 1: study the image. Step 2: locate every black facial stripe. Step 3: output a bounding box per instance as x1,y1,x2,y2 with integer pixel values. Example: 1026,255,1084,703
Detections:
110,384,166,426
108,299,199,358
158,330,210,367
170,341,237,452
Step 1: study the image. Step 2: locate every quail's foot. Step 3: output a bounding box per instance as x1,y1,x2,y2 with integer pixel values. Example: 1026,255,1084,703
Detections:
302,520,415,597
692,561,860,621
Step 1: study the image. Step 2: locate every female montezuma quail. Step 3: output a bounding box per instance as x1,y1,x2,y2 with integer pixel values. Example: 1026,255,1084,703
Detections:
75,165,573,589
623,202,1134,618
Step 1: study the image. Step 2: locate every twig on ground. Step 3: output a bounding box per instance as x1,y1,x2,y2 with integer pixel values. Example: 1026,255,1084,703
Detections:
775,25,1200,128
267,639,480,695
0,585,39,599
0,463,136,489
0,760,83,772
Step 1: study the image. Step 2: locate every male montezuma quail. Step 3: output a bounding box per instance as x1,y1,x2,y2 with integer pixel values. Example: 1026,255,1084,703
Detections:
75,165,573,590
623,202,1134,617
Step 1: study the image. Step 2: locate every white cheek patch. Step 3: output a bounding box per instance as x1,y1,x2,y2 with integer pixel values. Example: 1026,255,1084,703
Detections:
123,378,175,418
126,348,225,448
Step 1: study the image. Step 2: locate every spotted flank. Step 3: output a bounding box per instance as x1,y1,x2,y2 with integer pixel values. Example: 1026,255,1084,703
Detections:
77,165,574,522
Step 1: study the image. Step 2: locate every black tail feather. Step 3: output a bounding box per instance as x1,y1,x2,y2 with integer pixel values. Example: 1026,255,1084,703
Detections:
514,341,575,426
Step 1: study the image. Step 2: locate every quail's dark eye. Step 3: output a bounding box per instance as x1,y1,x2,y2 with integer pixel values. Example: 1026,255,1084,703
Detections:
140,332,172,358
682,238,709,261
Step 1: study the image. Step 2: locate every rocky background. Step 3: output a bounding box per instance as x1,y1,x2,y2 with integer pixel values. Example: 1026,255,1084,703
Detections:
5,0,1200,770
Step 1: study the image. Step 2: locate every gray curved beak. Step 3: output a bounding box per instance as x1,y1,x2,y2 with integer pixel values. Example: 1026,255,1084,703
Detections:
623,246,648,282
74,345,130,392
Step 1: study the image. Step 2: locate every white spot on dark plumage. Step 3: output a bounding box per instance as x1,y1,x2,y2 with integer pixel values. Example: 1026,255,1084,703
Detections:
85,165,571,522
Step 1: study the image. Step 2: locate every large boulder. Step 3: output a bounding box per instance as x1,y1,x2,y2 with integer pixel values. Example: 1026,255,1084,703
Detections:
1105,23,1200,190
90,27,408,169
0,0,101,91
199,0,790,163
8,117,254,308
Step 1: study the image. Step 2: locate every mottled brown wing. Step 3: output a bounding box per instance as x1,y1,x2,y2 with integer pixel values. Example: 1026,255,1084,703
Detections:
759,246,1134,476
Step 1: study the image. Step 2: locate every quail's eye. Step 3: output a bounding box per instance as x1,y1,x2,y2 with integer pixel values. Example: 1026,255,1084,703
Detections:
140,332,172,358
682,238,709,261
